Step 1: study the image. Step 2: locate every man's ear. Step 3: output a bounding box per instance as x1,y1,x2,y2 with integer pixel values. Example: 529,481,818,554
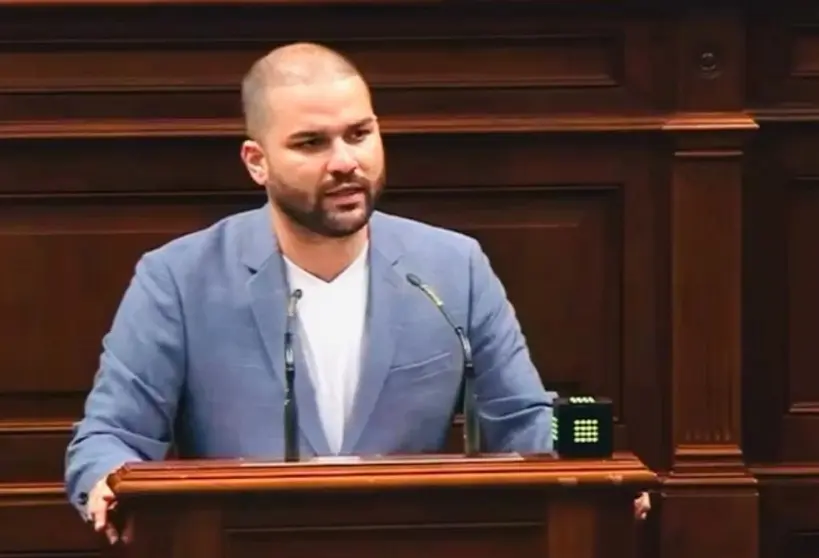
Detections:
240,140,268,186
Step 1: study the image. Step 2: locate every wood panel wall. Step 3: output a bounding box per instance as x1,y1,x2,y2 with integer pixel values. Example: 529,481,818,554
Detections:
0,2,815,557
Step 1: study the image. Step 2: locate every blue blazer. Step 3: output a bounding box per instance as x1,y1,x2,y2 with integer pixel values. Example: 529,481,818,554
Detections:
64,205,557,512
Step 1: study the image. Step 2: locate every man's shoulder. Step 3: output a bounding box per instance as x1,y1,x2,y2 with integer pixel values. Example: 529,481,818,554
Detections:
140,206,261,271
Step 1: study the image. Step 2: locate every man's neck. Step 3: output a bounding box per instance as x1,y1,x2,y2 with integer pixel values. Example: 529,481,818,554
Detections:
272,212,368,283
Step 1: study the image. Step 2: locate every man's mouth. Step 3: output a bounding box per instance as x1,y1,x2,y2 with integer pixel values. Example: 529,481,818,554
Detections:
325,185,365,197
324,186,366,209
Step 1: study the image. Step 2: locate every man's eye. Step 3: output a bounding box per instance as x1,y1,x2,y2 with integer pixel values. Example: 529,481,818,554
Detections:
350,129,370,141
296,138,323,149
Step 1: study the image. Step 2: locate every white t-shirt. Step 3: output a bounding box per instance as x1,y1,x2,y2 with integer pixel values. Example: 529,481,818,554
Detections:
283,245,369,454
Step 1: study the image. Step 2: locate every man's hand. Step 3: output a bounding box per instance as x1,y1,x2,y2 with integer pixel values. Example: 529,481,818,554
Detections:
87,478,125,544
634,491,651,520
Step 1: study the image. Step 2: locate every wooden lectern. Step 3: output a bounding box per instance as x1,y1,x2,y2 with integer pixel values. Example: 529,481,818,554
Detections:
108,452,656,558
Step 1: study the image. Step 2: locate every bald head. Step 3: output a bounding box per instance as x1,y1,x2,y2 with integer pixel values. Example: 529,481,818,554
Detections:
241,42,365,139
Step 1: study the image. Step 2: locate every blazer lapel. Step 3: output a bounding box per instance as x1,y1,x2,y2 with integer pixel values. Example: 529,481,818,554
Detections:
241,206,331,456
342,216,403,453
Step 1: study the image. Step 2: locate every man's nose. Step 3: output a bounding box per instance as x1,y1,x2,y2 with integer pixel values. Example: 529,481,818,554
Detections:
327,141,358,174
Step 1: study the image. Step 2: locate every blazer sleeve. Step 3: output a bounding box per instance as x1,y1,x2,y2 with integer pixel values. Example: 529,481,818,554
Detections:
466,240,559,453
64,252,185,517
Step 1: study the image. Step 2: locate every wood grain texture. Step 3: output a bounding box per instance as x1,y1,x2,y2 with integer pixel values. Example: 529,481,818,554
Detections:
109,452,657,495
110,456,652,558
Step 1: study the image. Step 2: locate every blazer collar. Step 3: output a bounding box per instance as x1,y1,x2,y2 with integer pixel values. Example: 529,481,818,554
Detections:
239,204,403,273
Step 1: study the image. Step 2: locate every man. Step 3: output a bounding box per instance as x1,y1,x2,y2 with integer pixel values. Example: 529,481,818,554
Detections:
64,42,650,544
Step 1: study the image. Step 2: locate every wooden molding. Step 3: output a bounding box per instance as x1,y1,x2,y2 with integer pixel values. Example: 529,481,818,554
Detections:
109,453,658,496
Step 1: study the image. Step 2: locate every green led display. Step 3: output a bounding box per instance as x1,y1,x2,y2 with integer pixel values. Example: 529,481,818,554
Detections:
551,395,613,458
572,418,599,443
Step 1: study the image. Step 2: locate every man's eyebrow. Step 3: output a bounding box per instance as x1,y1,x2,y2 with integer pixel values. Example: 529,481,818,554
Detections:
287,116,377,142
351,116,377,128
287,129,323,142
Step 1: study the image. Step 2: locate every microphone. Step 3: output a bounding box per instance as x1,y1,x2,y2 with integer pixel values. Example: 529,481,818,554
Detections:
405,273,480,456
284,288,303,462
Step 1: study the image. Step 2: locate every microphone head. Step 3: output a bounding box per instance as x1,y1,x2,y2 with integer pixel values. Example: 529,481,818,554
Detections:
287,289,303,318
406,273,422,287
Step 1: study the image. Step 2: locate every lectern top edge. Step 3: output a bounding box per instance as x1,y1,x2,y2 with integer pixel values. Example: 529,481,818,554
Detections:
108,451,658,497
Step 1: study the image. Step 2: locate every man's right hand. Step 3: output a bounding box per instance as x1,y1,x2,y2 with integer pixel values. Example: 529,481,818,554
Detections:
86,478,122,544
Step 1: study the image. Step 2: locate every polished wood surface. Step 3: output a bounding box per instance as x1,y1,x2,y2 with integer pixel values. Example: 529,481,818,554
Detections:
110,454,656,558
109,452,656,494
0,2,816,558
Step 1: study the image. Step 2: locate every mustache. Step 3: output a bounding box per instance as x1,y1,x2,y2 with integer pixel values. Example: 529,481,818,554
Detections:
321,179,371,196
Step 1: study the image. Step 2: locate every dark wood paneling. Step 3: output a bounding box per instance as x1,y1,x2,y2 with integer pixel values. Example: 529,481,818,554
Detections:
660,488,758,558
747,17,819,112
0,4,672,124
745,10,819,553
0,484,101,555
755,466,819,558
743,128,819,466
0,421,73,483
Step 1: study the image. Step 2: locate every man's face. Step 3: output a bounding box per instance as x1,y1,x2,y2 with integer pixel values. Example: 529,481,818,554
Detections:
241,75,385,238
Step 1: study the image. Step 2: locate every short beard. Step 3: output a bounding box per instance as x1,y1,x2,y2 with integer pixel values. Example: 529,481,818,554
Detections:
268,169,384,239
